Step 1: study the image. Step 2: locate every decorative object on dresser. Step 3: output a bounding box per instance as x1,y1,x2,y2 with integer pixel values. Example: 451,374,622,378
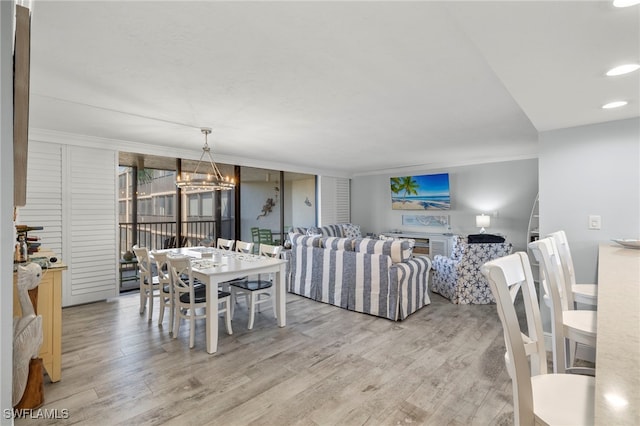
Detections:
431,235,512,304
13,262,44,409
288,224,432,321
13,255,65,385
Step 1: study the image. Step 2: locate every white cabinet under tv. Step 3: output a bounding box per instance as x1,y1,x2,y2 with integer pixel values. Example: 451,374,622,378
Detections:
380,231,455,259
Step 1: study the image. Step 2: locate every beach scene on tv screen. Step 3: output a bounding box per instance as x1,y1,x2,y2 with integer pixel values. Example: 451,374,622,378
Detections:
390,173,451,210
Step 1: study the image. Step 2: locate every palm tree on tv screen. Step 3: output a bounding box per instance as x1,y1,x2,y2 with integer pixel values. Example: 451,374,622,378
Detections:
391,176,419,204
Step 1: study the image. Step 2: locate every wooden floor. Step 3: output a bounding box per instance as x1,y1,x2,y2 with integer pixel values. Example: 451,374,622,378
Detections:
17,291,515,426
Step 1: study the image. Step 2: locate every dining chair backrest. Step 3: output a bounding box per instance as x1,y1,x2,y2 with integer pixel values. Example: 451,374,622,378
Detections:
480,252,547,426
235,240,254,254
259,243,282,258
168,255,194,300
528,237,574,312
250,227,260,243
548,230,578,289
132,245,152,281
151,250,170,285
217,238,235,251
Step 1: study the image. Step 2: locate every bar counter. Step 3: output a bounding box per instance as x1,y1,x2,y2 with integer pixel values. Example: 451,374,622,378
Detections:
595,242,640,424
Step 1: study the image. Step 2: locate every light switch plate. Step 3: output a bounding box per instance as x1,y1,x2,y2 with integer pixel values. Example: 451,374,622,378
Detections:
588,215,601,230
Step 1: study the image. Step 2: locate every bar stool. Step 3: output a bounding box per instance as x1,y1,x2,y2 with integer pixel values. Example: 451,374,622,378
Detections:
529,238,597,375
548,230,597,307
481,252,594,426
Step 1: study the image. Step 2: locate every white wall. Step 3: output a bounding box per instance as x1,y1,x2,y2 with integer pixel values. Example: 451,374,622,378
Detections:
351,159,538,252
240,181,282,241
290,178,316,229
539,118,640,283
1,1,15,420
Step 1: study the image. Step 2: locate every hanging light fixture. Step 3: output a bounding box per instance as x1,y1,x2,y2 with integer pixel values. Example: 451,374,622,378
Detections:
175,128,235,191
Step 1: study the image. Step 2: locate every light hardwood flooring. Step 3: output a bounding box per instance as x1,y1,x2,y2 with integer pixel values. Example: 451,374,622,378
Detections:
17,291,515,426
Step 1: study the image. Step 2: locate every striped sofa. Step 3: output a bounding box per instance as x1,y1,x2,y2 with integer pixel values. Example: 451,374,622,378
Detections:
288,232,432,321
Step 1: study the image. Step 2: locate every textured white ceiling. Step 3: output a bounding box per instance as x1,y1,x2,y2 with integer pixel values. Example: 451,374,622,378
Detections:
27,1,639,177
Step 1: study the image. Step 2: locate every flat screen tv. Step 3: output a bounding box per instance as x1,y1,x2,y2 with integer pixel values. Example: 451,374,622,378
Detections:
390,173,450,210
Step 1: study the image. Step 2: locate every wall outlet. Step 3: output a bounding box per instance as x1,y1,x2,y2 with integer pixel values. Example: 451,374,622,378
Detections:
588,215,601,230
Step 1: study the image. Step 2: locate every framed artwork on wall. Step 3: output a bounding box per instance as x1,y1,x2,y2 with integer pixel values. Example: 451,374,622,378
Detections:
390,173,450,210
402,215,449,227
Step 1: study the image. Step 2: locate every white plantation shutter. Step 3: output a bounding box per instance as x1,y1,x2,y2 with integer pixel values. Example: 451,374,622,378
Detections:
21,142,118,306
318,176,350,225
335,178,350,223
20,141,63,255
65,146,118,306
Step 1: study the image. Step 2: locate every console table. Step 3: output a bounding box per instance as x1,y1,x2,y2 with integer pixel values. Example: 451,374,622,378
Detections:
380,231,456,258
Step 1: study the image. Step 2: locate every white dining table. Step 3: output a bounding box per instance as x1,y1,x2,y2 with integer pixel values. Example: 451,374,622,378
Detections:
595,242,640,424
158,246,287,354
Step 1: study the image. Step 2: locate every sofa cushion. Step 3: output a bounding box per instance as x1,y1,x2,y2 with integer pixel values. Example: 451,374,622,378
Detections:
306,226,322,236
290,227,307,235
353,238,413,263
290,233,322,247
341,223,362,239
321,236,355,251
318,224,344,237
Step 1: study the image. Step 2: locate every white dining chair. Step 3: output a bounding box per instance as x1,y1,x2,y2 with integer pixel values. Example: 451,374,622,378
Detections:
235,240,254,255
150,250,173,330
481,252,595,426
230,243,281,330
528,238,597,375
168,255,233,349
217,238,235,251
548,230,597,307
132,245,160,322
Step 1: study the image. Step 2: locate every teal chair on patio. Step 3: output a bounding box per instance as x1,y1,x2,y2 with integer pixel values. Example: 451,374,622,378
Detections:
258,229,274,245
250,227,260,253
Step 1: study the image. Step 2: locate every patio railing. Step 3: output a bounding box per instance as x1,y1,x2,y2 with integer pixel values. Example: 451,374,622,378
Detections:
118,220,217,254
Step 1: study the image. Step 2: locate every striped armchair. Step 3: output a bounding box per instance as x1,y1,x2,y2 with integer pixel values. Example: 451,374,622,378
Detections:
288,233,432,320
431,235,513,304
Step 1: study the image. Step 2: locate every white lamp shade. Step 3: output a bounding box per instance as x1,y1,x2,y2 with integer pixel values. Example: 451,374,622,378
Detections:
476,214,490,228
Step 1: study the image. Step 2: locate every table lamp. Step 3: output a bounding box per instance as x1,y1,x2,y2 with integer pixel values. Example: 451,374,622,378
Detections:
476,214,490,234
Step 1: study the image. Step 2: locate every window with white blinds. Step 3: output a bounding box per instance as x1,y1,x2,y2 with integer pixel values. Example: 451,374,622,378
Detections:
318,176,350,225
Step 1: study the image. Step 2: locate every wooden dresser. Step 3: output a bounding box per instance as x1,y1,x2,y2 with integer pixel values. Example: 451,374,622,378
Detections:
13,261,66,382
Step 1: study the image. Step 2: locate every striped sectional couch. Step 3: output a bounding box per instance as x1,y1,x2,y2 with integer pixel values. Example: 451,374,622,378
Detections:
288,227,432,321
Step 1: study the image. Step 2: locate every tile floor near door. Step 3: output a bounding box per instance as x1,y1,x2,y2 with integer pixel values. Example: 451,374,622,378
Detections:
17,290,515,425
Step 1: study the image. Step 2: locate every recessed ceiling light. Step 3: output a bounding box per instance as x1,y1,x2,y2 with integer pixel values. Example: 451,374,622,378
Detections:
602,101,628,109
606,64,640,76
613,0,640,7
